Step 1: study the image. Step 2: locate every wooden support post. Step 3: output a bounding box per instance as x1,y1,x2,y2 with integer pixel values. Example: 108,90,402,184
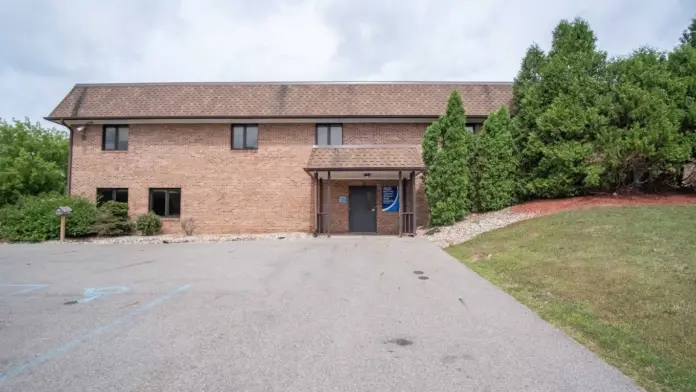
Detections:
319,177,323,233
398,171,403,237
327,171,331,237
60,215,66,242
411,171,417,236
314,172,319,233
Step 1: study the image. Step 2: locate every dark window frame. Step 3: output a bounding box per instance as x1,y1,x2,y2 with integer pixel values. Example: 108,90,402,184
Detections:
96,188,128,206
148,188,181,218
231,124,259,150
102,125,129,151
315,124,343,146
465,123,484,133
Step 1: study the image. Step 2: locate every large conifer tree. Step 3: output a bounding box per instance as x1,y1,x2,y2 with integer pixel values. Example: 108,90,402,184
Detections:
422,91,472,226
520,18,608,197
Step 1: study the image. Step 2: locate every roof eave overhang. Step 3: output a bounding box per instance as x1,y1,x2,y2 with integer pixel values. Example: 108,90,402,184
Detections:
44,114,489,126
304,167,424,172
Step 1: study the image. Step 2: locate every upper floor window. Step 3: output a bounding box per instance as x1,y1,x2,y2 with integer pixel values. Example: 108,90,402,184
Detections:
316,124,342,146
103,125,128,150
96,188,128,206
465,123,482,133
232,125,258,150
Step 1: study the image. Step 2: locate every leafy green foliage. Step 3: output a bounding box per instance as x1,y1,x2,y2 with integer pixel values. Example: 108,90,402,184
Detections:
680,17,696,48
512,43,546,117
600,48,693,189
669,38,696,134
518,18,607,197
471,106,518,211
422,118,441,169
95,201,135,237
510,17,696,196
0,194,97,242
422,91,473,226
511,45,547,199
0,119,68,206
136,212,162,236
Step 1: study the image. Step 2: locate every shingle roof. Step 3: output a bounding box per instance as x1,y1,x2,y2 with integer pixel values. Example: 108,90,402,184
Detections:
47,82,512,120
306,145,424,171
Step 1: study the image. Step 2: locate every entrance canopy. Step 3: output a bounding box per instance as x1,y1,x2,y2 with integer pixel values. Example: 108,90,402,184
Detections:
305,145,424,236
305,145,425,178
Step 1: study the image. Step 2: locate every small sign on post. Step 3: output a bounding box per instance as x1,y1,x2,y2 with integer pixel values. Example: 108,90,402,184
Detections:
55,207,72,242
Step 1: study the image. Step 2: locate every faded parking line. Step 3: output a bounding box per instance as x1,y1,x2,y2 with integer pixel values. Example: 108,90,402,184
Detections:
0,284,191,383
0,284,48,296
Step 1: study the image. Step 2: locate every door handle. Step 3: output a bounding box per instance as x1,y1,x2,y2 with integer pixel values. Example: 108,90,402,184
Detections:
370,208,376,212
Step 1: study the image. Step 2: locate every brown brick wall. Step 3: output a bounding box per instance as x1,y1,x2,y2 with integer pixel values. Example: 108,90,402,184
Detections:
72,123,315,234
343,123,426,144
71,122,428,234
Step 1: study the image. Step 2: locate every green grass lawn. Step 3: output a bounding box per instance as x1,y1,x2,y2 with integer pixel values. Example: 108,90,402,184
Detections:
447,206,696,392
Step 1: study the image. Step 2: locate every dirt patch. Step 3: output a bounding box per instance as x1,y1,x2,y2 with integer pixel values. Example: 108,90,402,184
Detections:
471,253,492,262
512,193,696,215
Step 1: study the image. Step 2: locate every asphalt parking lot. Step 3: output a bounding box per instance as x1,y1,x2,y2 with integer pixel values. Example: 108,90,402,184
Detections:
0,237,638,392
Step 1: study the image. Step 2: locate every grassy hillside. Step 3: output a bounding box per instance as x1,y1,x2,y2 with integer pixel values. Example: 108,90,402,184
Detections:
448,206,696,392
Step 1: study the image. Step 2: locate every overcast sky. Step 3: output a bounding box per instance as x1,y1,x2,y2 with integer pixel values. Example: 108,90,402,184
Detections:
1,0,694,128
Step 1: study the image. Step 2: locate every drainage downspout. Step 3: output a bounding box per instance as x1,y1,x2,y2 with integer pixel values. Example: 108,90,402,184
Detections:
60,120,73,196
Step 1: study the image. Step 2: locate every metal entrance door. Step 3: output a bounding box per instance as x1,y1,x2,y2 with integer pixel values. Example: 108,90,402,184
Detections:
349,186,377,233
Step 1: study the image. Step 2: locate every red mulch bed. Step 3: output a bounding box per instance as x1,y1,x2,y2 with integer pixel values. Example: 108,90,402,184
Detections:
511,193,696,215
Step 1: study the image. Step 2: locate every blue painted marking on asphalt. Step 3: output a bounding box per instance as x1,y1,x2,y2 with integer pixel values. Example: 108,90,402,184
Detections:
0,284,48,296
78,286,130,303
0,284,191,383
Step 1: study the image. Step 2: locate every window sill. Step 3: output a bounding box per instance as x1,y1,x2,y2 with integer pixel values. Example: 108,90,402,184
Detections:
102,150,128,153
160,217,180,221
231,148,258,152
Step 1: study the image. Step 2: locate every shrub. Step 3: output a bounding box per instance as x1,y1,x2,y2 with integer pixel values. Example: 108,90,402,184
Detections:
181,217,196,236
0,194,97,242
95,201,134,237
136,212,162,236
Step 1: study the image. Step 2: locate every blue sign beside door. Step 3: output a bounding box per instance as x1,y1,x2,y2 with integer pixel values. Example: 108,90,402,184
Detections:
381,186,399,212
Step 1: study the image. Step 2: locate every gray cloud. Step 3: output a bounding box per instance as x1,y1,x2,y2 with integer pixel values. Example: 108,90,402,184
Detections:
0,0,693,128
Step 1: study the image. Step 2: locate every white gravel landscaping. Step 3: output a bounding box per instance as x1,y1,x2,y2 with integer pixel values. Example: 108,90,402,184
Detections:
34,208,535,247
45,231,312,245
417,208,538,248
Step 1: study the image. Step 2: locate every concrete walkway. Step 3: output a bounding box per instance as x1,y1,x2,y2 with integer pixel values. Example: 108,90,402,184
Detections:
0,237,638,391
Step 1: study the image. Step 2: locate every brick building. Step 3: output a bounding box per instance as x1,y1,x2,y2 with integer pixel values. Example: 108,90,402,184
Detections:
46,82,512,235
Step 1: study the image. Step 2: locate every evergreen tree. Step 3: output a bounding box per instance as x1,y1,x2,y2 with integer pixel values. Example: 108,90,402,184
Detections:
679,17,696,48
511,44,547,197
670,18,696,133
522,18,608,197
471,106,518,211
512,44,546,116
422,117,441,169
422,91,472,226
600,48,692,189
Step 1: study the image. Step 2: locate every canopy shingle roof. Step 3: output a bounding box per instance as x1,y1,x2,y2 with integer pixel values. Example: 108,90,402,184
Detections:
47,82,512,120
306,145,424,171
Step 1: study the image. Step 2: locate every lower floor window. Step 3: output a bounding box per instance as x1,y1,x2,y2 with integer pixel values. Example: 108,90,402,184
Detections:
149,188,181,217
96,188,128,206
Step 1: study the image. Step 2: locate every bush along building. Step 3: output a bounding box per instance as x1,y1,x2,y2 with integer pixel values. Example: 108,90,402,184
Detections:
46,82,512,235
